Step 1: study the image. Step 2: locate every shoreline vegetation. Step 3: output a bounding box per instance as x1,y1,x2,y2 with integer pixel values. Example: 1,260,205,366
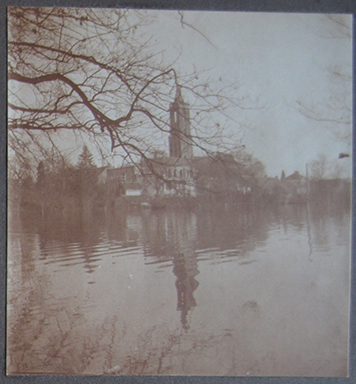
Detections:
8,174,351,220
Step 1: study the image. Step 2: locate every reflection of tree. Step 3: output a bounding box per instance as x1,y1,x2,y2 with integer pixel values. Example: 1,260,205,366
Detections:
105,208,128,243
141,210,168,259
75,209,103,274
8,297,111,374
308,196,350,251
19,204,105,276
277,204,305,231
196,203,270,257
101,321,233,375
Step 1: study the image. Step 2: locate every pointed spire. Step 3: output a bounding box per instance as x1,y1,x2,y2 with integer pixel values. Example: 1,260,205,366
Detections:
174,85,183,103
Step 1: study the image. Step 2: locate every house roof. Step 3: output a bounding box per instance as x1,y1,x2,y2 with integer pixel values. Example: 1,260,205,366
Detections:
142,156,192,168
107,165,136,176
124,182,142,190
285,171,305,181
82,166,106,178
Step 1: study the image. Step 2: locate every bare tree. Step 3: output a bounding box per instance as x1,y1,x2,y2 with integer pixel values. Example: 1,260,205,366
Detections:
309,153,328,180
330,160,346,180
8,7,242,172
296,14,352,145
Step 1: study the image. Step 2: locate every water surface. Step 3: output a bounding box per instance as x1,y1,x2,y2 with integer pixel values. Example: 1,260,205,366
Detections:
7,203,350,376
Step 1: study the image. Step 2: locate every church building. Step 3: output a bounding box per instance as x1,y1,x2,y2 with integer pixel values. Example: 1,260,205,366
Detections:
169,86,193,159
142,86,196,198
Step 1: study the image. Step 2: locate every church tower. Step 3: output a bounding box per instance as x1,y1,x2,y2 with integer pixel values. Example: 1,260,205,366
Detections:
169,87,193,159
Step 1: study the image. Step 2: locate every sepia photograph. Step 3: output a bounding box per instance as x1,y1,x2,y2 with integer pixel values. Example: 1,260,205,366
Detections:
7,7,352,376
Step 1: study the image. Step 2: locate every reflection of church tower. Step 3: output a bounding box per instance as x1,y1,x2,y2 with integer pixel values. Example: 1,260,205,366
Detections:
173,250,199,330
169,87,193,159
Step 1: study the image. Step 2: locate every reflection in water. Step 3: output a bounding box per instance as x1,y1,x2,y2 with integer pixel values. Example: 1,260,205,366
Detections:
141,210,200,329
7,202,351,376
173,251,199,330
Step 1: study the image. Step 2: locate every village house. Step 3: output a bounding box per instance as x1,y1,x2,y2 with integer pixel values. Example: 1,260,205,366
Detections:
255,171,307,204
106,165,142,197
141,156,196,199
282,171,307,204
192,154,253,201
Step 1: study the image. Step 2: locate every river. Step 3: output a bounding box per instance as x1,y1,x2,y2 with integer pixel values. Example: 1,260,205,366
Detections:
7,201,351,376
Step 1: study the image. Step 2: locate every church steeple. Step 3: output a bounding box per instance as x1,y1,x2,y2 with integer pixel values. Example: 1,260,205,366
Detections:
169,86,193,159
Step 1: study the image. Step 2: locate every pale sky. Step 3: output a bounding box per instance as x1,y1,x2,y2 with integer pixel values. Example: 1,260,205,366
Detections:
141,10,352,177
9,10,352,178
